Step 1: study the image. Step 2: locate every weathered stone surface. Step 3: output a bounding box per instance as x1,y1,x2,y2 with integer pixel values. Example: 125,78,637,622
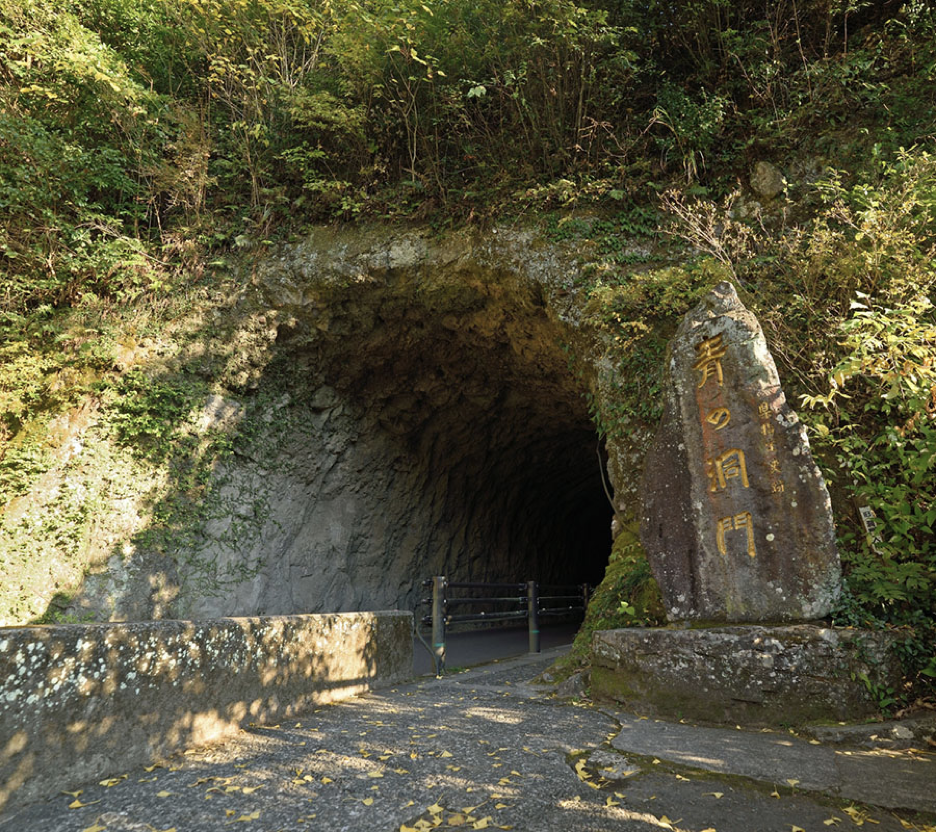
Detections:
750,160,786,199
0,611,412,813
591,625,904,726
555,669,589,699
123,227,614,620
641,282,841,622
805,715,936,750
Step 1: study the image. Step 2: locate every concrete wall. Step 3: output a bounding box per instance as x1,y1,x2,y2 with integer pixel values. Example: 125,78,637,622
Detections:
0,611,412,813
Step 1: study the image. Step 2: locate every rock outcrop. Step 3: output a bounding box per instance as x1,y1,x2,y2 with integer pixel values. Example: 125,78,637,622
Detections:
67,226,620,620
640,282,841,622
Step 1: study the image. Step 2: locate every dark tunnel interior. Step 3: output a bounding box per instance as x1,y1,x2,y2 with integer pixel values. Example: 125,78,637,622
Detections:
308,279,616,601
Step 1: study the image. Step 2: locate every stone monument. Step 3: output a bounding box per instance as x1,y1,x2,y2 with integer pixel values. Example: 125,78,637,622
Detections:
590,283,903,726
640,280,841,622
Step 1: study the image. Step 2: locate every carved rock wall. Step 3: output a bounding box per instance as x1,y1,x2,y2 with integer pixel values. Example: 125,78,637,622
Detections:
167,226,615,618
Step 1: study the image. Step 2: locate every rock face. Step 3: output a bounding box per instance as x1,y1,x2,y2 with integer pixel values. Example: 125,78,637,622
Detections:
8,223,640,626
166,227,616,618
640,282,841,622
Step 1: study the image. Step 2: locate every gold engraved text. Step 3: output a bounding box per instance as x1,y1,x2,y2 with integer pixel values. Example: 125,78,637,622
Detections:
716,512,757,558
705,407,731,431
706,448,750,493
693,335,727,389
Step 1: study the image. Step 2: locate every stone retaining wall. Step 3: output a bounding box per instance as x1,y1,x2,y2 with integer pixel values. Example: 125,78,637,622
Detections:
591,624,903,726
0,611,412,813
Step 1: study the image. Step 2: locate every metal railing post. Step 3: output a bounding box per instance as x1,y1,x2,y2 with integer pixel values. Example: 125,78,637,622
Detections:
527,580,540,653
431,575,446,676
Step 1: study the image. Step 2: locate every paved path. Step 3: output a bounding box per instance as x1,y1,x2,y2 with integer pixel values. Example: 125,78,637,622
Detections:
413,623,579,675
3,648,934,832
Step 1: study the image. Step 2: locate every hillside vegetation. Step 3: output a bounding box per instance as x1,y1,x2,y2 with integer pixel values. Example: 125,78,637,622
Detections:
1,0,934,702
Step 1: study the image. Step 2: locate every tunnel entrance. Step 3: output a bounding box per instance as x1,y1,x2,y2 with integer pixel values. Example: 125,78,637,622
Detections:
181,235,617,619
292,268,615,609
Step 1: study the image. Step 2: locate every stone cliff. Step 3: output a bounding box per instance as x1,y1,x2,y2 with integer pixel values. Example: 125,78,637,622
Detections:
21,224,651,623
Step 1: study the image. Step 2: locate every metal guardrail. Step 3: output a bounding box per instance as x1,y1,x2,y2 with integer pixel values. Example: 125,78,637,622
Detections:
417,576,590,676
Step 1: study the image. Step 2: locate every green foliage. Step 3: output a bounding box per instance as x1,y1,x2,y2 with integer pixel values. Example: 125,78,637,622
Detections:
2,0,934,273
790,156,936,641
650,83,730,183
660,144,936,702
102,369,202,459
806,292,936,623
582,259,727,433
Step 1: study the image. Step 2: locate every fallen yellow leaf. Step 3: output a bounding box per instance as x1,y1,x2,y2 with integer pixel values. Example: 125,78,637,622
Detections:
69,799,101,809
242,786,263,795
99,775,127,787
843,806,880,826
82,823,107,832
428,802,445,814
156,790,173,798
232,810,261,822
448,813,467,826
321,777,334,784
362,797,374,806
704,792,724,799
440,751,454,759
824,819,842,826
62,790,83,798
791,826,805,832
786,779,800,787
